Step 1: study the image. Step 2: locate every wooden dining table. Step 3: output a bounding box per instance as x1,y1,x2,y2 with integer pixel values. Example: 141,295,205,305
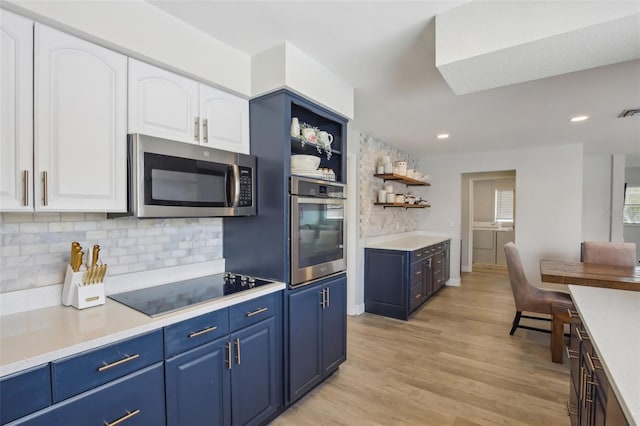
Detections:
540,259,640,291
540,259,640,363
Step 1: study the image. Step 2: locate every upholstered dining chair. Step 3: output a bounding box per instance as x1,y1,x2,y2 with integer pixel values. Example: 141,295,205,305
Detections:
583,241,637,267
504,242,574,335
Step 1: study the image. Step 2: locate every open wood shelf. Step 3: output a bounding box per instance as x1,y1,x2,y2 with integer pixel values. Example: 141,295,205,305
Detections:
374,202,431,209
373,173,430,186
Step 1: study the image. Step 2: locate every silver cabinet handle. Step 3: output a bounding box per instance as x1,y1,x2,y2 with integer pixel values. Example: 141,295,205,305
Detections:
98,354,140,372
203,118,208,143
326,287,330,308
194,117,200,141
225,342,232,369
234,338,241,365
246,307,268,317
23,170,29,206
188,325,218,338
105,409,141,426
42,171,48,206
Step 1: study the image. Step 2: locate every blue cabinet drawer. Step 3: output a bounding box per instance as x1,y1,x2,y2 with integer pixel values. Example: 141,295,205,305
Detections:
51,330,163,402
0,364,51,424
410,249,427,262
164,308,229,358
229,293,277,332
9,363,165,426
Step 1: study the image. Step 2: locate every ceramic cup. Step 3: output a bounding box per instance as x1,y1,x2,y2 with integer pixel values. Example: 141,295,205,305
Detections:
301,128,317,142
317,131,333,146
291,117,300,138
386,193,395,203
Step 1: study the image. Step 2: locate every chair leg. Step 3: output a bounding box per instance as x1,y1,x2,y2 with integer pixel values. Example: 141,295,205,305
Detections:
509,311,522,335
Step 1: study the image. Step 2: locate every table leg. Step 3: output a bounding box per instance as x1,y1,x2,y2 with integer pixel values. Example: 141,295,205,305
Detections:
551,307,570,363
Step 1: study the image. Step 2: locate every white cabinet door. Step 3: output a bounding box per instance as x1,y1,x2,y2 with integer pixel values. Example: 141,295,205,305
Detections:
128,59,199,144
200,85,249,154
0,11,33,211
34,24,127,212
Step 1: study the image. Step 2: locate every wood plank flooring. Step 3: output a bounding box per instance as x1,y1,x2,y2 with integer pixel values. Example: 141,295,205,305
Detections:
273,270,570,425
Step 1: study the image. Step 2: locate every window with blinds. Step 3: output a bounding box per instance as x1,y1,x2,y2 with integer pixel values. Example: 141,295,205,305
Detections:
623,185,640,224
494,189,514,223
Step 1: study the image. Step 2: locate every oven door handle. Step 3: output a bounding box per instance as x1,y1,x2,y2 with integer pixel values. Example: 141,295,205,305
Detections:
228,165,240,208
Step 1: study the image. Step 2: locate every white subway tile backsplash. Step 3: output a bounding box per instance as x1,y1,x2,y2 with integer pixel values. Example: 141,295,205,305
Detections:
1,213,224,293
20,222,49,233
49,222,74,232
359,133,423,237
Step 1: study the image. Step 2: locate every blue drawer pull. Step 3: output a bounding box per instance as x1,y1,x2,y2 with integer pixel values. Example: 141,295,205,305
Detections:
105,409,140,426
97,354,140,372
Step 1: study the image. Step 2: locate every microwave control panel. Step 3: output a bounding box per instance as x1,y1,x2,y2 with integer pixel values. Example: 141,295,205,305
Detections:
238,167,253,207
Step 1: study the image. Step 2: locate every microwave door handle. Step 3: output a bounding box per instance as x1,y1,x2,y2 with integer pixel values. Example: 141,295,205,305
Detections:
229,165,240,207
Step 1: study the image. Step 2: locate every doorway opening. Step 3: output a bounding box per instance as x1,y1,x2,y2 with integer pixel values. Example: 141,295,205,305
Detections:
461,170,516,272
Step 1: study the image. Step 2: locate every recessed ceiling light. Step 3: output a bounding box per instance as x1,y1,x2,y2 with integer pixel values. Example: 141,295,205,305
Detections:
569,115,589,122
437,133,449,139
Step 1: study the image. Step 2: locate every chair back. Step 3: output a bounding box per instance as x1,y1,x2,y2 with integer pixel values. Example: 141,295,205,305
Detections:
582,241,637,267
503,242,534,311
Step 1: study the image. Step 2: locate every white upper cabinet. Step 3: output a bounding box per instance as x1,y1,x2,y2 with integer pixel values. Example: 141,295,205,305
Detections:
0,11,33,211
129,59,249,154
200,85,249,154
34,24,127,212
128,58,199,144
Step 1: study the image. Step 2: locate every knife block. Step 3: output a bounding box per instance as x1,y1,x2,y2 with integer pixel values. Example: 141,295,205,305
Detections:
61,265,106,309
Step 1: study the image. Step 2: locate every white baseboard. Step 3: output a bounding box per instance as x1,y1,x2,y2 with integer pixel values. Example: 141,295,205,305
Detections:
446,277,461,287
461,266,472,272
348,303,365,316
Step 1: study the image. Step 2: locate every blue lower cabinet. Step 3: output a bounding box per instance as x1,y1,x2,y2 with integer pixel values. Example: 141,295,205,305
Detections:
165,337,231,426
231,317,280,426
0,364,51,424
8,363,165,426
322,277,347,376
164,292,283,426
288,274,346,404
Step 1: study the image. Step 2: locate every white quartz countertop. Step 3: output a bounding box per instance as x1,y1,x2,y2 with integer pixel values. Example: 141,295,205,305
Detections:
0,282,285,377
365,232,451,251
569,285,640,426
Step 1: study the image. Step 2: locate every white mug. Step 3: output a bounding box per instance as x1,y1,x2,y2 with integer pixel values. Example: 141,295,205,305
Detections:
301,128,317,142
317,131,333,146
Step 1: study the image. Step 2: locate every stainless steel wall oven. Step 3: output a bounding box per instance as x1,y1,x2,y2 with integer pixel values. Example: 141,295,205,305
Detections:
290,176,346,287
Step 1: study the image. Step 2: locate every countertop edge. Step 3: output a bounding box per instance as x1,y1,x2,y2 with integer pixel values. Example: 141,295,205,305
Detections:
0,282,285,377
364,232,451,251
569,285,639,426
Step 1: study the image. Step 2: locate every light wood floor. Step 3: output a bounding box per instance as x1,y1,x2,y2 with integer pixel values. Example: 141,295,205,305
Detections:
273,270,570,426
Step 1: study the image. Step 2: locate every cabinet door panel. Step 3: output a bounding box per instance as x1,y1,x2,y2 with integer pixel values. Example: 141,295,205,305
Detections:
231,317,279,426
34,24,126,211
165,338,230,426
200,85,249,154
0,11,33,211
128,59,199,144
322,276,347,375
10,363,165,426
288,284,323,403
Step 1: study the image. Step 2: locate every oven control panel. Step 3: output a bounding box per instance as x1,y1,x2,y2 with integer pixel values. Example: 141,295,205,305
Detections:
290,176,345,199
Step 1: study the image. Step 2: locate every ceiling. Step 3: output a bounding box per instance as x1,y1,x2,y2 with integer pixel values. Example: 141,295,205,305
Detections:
149,1,640,157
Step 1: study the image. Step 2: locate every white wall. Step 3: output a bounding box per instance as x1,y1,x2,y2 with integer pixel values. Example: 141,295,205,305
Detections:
3,0,252,95
417,143,584,287
252,42,354,119
582,154,613,241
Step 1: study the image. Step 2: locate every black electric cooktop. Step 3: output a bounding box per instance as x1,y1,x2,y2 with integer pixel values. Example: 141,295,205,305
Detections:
108,272,275,317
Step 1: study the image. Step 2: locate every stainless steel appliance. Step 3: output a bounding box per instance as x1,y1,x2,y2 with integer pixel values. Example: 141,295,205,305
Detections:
108,272,275,317
113,134,256,218
290,176,346,287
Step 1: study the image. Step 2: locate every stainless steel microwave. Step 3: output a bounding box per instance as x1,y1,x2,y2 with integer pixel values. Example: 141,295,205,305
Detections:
112,134,256,218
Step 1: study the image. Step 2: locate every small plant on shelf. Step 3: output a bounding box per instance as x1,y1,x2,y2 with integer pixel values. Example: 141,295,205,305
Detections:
297,122,332,159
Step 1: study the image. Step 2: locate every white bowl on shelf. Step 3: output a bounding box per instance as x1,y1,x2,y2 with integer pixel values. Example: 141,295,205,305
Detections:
291,155,320,171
